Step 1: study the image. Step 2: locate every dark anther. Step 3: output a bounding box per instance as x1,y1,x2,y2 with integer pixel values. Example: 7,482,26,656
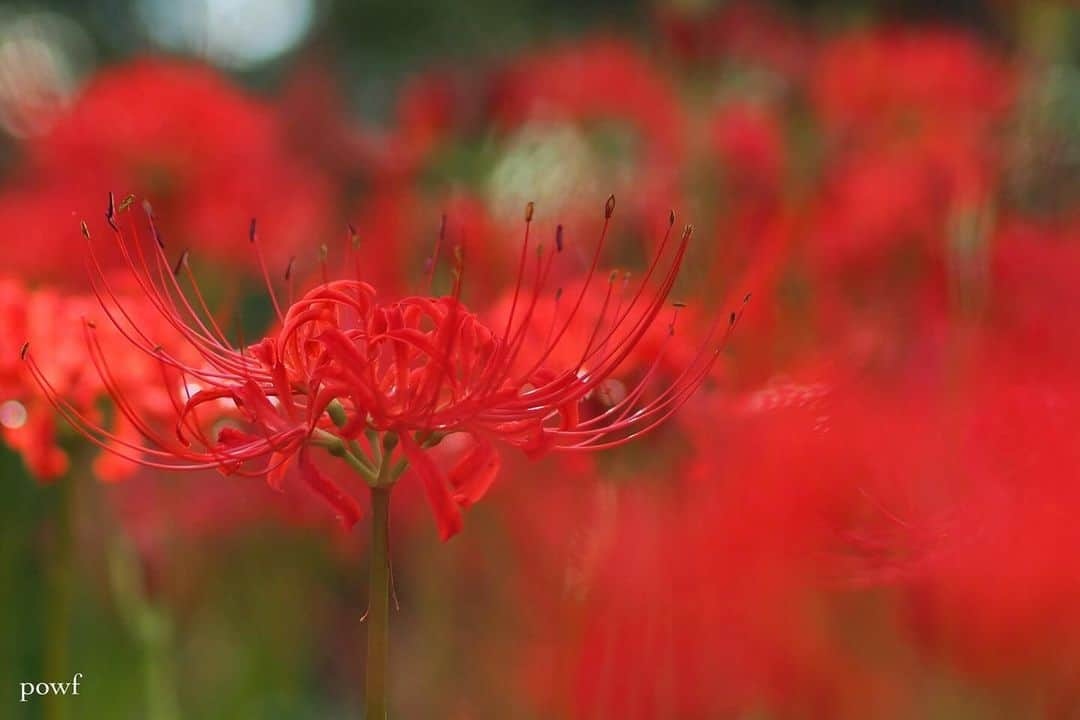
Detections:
604,194,616,219
729,311,736,326
668,209,675,226
172,250,190,276
80,221,90,240
118,193,136,212
525,201,535,222
249,218,257,243
673,301,687,308
105,192,118,230
744,292,752,303
285,256,296,281
19,341,29,360
555,224,564,252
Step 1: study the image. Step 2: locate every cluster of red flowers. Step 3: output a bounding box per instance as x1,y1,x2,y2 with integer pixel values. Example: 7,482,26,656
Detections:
3,1,1078,715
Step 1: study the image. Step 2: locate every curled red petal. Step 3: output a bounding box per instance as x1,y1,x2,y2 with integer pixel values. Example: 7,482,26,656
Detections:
266,451,293,492
399,431,463,541
448,436,501,508
298,451,363,529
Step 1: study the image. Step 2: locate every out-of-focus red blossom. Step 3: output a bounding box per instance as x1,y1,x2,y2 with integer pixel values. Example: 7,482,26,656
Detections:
282,60,476,184
990,215,1080,367
899,365,1080,698
653,0,814,78
812,149,948,271
519,368,921,719
489,39,684,242
710,102,786,198
0,58,332,284
493,39,682,161
863,222,1080,698
704,101,792,376
279,59,374,181
807,28,1013,276
0,274,185,481
812,28,1015,142
374,72,465,180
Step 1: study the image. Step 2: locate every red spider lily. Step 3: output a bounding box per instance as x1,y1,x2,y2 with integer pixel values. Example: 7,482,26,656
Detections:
24,194,746,541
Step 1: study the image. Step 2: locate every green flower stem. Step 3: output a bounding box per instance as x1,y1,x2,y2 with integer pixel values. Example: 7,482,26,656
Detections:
107,528,180,720
43,474,73,720
365,482,392,720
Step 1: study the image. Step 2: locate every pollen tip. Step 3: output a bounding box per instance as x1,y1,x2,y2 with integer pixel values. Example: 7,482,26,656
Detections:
609,269,618,283
285,256,296,281
668,209,675,225
743,292,752,303
604,194,616,218
80,221,90,240
525,201,535,222
248,218,257,243
555,224,564,252
673,301,687,308
118,193,136,212
729,311,736,326
555,287,563,300
19,341,29,359
682,224,695,241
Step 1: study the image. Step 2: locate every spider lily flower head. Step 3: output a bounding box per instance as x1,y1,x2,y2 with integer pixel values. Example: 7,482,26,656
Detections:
24,193,746,541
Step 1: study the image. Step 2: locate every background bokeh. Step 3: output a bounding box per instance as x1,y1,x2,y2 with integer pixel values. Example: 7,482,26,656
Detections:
1,0,1079,718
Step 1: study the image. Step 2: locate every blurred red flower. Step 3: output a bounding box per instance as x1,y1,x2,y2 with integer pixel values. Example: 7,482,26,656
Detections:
0,58,332,284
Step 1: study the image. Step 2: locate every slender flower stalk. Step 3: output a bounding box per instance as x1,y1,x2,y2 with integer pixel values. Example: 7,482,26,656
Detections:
23,192,746,716
366,478,393,719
